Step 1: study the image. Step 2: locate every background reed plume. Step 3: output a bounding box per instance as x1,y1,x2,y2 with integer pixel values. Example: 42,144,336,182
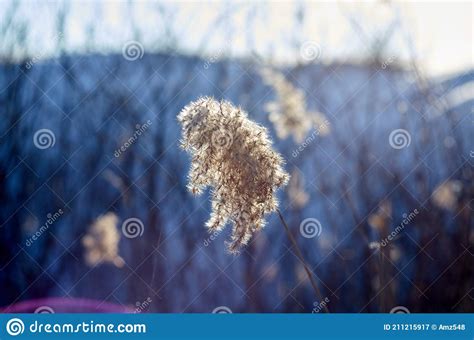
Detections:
260,68,330,143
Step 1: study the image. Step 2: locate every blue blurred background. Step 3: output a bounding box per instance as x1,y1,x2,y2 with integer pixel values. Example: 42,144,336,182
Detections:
0,0,472,313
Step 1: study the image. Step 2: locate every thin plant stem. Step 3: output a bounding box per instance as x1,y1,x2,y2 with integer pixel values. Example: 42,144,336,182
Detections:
276,208,330,313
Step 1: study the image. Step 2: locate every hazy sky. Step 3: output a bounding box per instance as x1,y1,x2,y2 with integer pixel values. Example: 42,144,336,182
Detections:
1,1,472,77
395,1,472,76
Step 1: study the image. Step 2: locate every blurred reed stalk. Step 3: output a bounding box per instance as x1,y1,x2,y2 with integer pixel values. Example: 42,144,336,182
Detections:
276,209,330,313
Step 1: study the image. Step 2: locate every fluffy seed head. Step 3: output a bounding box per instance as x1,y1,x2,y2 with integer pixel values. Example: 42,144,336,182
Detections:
431,180,461,211
261,68,330,142
82,212,125,267
178,97,289,253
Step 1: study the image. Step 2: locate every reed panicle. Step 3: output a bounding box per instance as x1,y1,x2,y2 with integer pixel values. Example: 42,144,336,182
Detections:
178,97,289,253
